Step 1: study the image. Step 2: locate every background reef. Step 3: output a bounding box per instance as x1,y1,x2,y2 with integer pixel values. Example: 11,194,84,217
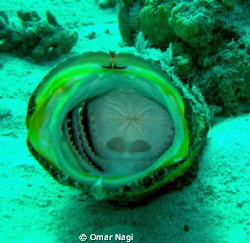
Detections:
0,10,78,63
1,0,249,115
118,0,250,116
0,0,250,242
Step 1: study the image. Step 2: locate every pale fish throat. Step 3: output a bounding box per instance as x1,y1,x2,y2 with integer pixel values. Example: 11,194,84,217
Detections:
72,88,175,176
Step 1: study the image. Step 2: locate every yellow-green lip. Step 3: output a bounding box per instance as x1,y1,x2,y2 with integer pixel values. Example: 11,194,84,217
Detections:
26,51,209,202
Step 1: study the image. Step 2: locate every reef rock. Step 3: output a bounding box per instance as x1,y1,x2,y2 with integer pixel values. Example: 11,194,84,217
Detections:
118,0,250,116
0,10,78,63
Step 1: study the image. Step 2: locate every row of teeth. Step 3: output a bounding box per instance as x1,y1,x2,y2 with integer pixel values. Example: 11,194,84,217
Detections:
62,102,113,174
62,116,98,173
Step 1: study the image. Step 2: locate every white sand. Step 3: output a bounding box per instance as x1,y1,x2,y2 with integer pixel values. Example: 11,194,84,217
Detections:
0,1,250,242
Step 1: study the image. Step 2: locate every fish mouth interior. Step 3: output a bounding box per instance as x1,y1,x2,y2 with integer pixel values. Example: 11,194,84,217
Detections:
63,88,175,177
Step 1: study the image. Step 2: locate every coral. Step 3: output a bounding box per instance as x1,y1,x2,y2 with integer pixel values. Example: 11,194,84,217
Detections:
97,0,117,8
220,0,235,10
189,37,250,116
219,78,250,115
144,0,166,5
118,5,134,46
118,0,178,48
210,42,250,115
205,67,250,116
117,0,250,115
118,0,236,51
195,0,234,9
118,1,143,46
140,3,177,49
169,2,214,50
0,10,78,63
135,31,149,53
121,0,136,6
161,42,194,76
161,41,195,77
171,42,194,76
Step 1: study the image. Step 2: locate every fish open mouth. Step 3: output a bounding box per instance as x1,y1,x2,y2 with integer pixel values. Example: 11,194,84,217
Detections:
63,88,175,176
27,51,193,194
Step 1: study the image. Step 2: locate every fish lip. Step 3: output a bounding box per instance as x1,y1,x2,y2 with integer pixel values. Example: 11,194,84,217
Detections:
26,51,210,202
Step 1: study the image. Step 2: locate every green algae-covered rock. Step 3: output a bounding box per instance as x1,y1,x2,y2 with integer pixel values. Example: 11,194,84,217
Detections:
169,2,214,50
140,4,177,49
118,0,250,116
0,10,78,63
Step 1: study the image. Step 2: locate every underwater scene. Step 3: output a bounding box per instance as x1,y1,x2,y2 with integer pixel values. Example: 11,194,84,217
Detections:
0,0,250,242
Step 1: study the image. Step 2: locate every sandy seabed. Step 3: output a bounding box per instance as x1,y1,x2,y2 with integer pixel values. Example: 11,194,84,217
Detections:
0,1,250,243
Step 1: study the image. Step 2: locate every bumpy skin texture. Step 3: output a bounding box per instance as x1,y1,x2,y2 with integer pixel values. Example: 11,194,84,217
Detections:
0,10,78,63
118,0,250,116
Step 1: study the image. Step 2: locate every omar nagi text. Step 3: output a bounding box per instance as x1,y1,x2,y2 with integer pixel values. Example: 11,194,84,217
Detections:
90,234,134,242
